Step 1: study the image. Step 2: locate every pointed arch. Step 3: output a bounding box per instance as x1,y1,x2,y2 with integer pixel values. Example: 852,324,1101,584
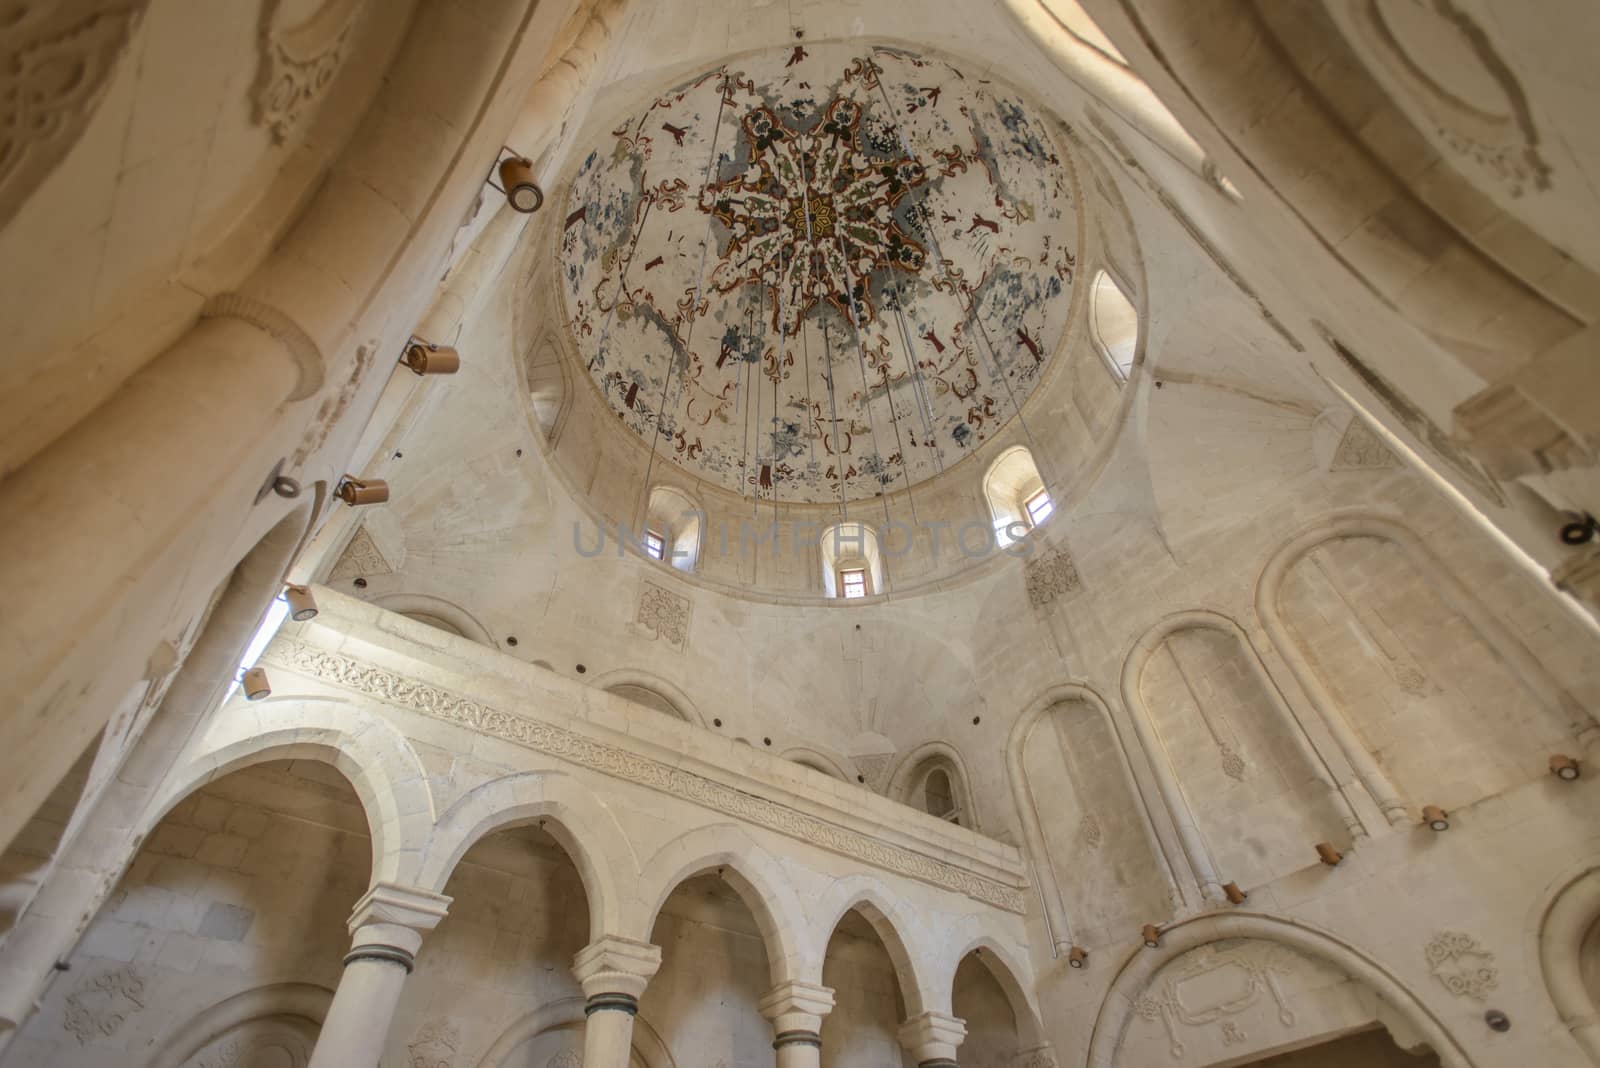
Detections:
635,824,806,985
943,931,1045,1049
149,696,434,886
885,740,981,830
1086,913,1475,1068
1535,862,1600,1065
1006,683,1180,951
807,873,938,1016
415,770,635,941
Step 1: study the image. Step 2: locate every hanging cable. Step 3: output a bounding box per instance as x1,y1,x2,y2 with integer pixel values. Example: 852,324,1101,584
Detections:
822,320,849,521
866,58,1053,482
638,71,732,523
832,232,900,529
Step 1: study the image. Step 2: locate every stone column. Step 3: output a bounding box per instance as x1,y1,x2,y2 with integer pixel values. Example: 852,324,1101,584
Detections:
759,980,835,1068
899,1010,967,1068
573,935,662,1068
307,883,451,1068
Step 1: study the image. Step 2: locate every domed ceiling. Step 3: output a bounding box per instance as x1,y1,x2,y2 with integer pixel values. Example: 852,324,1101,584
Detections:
560,44,1079,503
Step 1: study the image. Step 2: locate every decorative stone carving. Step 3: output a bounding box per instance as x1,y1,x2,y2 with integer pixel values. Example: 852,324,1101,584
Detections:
252,0,366,143
1353,0,1550,196
0,1,148,231
329,526,392,581
200,293,326,401
1133,943,1294,1060
1424,930,1498,1001
1025,546,1081,608
265,639,1027,912
408,1018,459,1068
1078,811,1102,849
1316,325,1505,505
634,581,690,650
63,965,145,1044
545,1053,581,1068
1329,418,1398,470
1014,1048,1058,1068
853,753,894,792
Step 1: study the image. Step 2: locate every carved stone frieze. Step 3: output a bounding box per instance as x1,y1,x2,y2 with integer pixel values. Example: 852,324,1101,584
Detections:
1424,930,1498,1001
1025,546,1082,609
63,965,145,1044
634,580,690,650
264,639,1026,912
252,0,366,143
329,526,392,581
545,1053,581,1068
0,1,148,231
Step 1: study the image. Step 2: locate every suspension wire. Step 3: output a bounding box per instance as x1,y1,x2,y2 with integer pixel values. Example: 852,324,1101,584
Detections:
638,71,732,524
738,290,754,498
822,320,849,521
887,278,943,474
770,222,793,521
833,233,901,529
587,197,655,373
867,68,1052,477
796,147,821,471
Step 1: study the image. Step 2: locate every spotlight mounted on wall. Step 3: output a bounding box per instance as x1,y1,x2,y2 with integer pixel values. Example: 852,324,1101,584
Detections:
1223,882,1248,905
1141,924,1162,949
284,584,318,621
1422,805,1450,832
1550,754,1581,781
402,338,461,376
241,667,272,701
1067,945,1088,969
490,149,543,214
1315,842,1343,866
336,476,389,506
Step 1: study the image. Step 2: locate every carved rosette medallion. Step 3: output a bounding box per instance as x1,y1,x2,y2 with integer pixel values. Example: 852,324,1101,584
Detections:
252,0,367,143
1133,944,1294,1061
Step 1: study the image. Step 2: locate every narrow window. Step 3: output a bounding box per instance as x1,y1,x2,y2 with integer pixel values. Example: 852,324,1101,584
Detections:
841,567,868,599
1025,489,1053,527
644,530,666,560
1090,270,1138,384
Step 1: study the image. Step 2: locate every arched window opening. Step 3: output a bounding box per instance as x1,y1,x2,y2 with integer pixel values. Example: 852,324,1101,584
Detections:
923,768,958,824
983,446,1049,547
643,485,703,573
820,522,885,599
1089,270,1138,384
888,746,979,830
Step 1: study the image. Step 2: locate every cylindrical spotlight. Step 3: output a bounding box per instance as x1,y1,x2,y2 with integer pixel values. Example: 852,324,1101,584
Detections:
1068,945,1087,969
499,156,543,213
242,667,271,701
1315,842,1343,866
403,341,461,376
1141,924,1161,949
1223,882,1247,905
284,584,318,621
336,477,389,506
1550,754,1581,781
1422,805,1450,831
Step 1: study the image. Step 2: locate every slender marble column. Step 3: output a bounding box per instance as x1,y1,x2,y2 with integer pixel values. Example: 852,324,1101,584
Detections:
759,980,835,1068
899,1010,968,1068
573,935,661,1068
307,883,450,1068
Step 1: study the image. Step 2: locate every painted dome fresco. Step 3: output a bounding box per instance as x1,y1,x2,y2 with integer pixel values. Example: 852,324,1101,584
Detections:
560,44,1079,503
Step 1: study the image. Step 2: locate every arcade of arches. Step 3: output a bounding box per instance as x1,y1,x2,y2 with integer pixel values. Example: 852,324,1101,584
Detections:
3,2,1600,1067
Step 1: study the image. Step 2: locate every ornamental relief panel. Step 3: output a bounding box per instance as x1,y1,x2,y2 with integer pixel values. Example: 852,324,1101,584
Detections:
1424,930,1498,1001
263,638,1026,912
1132,942,1297,1061
633,580,691,650
252,0,367,143
63,964,145,1044
0,1,149,231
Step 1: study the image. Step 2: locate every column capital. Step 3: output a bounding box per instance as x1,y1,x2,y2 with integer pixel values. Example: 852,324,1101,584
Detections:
759,980,835,1037
348,882,452,935
343,882,452,968
573,935,662,1001
898,1010,967,1065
